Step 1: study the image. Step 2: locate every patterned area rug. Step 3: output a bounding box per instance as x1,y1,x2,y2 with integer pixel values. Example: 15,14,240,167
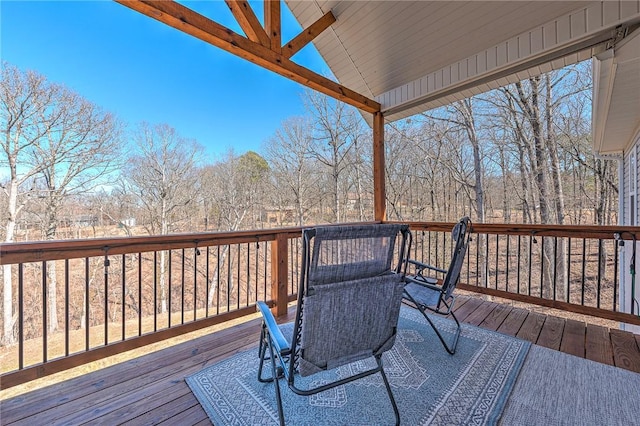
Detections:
186,307,530,425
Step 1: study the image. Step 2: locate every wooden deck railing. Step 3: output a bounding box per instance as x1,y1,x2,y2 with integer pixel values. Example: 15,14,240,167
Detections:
1,222,639,389
406,222,640,326
0,227,305,389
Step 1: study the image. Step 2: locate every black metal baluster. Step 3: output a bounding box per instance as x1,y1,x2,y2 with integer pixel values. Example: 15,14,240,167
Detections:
247,243,251,306
154,251,158,332
18,264,24,369
553,237,558,301
540,237,544,299
227,245,232,312
466,234,470,284
255,241,259,302
597,239,603,309
194,246,199,321
485,233,489,288
581,239,586,306
85,258,90,350
504,235,510,293
528,236,533,296
138,253,142,336
122,254,126,340
476,233,480,287
217,245,221,315
237,244,241,310
264,242,268,301
43,261,47,362
206,246,210,318
181,248,185,324
495,234,500,290
517,236,521,294
567,239,572,303
104,254,109,345
613,240,619,312
168,250,172,328
65,259,70,356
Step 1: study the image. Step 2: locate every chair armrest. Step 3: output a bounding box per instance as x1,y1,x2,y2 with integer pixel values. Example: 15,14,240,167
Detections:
405,275,443,292
256,301,290,354
408,259,447,275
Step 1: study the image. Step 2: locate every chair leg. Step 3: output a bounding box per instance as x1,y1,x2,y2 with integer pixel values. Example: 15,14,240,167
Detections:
265,334,286,426
376,356,400,426
257,326,272,383
420,307,461,355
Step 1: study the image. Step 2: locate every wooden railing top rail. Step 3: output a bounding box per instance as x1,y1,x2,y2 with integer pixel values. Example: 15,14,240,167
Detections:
0,222,384,265
0,228,301,265
3,222,638,266
402,221,640,240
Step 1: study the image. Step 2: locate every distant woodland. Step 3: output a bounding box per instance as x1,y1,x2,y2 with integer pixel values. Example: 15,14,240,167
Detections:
2,60,616,245
0,60,618,348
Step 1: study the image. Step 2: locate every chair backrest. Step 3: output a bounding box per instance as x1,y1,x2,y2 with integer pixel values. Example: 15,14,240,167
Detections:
291,224,411,378
441,217,472,300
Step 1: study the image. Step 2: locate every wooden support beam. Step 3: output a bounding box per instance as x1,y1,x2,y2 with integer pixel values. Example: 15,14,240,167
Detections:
271,234,289,317
264,0,281,53
373,111,387,221
283,11,335,59
224,0,269,47
116,1,379,114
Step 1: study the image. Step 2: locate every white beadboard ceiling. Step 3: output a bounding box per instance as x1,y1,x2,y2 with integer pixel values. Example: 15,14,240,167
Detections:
285,1,640,136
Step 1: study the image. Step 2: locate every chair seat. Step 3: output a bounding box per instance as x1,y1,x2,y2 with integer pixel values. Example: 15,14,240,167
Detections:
404,281,442,308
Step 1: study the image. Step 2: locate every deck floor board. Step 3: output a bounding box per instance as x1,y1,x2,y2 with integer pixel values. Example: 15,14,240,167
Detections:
536,315,566,350
515,311,546,342
3,296,639,425
496,307,529,336
478,303,513,331
585,323,614,365
559,319,586,358
610,329,640,373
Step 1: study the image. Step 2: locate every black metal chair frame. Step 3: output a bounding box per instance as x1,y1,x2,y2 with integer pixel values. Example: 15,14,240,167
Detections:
256,224,412,426
403,217,471,355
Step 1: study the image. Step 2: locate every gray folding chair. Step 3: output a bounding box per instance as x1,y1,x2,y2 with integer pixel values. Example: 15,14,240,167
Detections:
403,217,471,355
257,224,412,426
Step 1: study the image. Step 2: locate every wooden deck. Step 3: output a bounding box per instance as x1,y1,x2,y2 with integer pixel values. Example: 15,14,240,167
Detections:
2,295,640,425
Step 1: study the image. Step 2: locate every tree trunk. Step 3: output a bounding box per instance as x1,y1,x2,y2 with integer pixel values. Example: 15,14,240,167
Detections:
516,78,554,298
544,74,567,301
498,145,511,223
457,99,485,223
545,75,566,225
3,168,20,345
45,194,60,332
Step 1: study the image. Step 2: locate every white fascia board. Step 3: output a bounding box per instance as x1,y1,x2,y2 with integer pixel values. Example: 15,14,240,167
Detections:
592,52,617,154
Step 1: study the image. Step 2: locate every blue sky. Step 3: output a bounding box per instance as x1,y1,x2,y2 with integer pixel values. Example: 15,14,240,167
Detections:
1,1,331,160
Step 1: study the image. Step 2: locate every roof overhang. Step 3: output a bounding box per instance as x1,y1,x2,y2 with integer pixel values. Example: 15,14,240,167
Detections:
592,26,640,156
286,1,640,123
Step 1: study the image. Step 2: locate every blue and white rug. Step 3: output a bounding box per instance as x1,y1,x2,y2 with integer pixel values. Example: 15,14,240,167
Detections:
186,307,530,425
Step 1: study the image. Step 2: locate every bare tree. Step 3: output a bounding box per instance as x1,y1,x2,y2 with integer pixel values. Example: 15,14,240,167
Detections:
123,123,202,313
263,117,317,226
305,91,361,223
1,63,120,340
200,150,270,306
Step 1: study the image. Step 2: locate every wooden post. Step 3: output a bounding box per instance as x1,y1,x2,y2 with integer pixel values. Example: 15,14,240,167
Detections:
265,0,281,53
270,234,289,317
373,111,387,221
